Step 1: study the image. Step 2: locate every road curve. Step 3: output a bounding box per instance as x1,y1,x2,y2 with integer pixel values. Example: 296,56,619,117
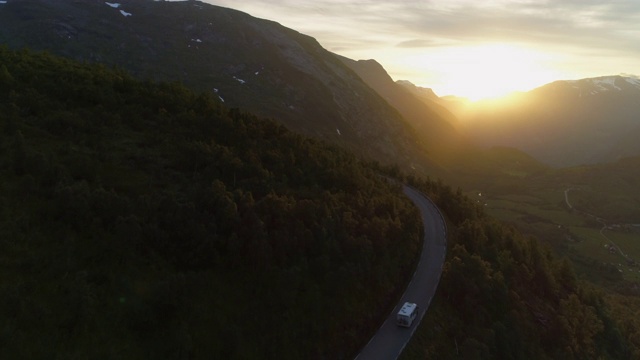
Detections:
355,185,447,360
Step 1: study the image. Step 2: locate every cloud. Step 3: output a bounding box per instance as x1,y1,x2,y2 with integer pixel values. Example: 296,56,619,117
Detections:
232,1,635,52
405,1,640,51
396,39,441,48
205,0,640,88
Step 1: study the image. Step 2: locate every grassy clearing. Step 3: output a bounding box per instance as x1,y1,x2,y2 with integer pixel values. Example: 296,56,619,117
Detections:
482,184,640,282
485,195,584,227
567,226,640,281
569,227,617,262
605,230,640,261
484,207,522,223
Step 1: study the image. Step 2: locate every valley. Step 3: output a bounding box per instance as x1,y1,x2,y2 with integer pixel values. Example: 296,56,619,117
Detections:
453,152,640,283
477,185,640,284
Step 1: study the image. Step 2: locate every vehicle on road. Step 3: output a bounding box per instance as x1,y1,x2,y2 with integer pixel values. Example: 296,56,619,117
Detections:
396,302,419,328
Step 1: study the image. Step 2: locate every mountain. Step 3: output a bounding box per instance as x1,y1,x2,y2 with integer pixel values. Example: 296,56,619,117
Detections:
0,0,446,175
0,46,425,359
396,80,440,101
336,61,549,186
458,75,640,167
396,80,471,119
336,58,469,163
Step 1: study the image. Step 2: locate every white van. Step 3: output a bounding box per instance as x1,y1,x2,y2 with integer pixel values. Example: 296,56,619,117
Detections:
396,302,419,327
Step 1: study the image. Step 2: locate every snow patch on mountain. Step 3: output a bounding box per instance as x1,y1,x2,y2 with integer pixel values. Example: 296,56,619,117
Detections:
104,2,131,17
593,77,621,91
625,77,640,89
565,76,640,96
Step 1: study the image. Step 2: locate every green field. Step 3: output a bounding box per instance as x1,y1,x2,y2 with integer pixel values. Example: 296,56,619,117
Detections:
479,188,640,282
482,193,585,227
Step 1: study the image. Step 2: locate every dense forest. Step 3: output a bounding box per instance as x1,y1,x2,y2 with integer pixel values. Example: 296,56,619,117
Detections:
0,47,423,359
400,176,638,359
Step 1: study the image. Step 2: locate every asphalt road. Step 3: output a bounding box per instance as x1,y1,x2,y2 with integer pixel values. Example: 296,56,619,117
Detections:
355,185,447,360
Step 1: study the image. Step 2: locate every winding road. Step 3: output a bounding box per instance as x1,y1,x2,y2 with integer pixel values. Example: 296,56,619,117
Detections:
355,185,447,360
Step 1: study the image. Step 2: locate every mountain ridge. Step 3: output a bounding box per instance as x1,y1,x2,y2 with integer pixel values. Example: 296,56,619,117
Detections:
456,74,640,167
0,0,449,176
336,56,469,164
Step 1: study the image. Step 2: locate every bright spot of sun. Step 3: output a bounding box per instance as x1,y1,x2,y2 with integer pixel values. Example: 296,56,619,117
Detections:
406,44,562,101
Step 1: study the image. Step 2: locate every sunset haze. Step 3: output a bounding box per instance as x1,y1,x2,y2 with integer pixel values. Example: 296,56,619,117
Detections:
209,0,640,99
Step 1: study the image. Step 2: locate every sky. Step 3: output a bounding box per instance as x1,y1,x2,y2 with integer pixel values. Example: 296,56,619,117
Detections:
204,0,640,100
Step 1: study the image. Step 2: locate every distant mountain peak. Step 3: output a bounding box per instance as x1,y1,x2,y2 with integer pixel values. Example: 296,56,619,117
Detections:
353,58,386,70
459,74,640,167
560,75,640,97
568,76,623,91
395,80,439,100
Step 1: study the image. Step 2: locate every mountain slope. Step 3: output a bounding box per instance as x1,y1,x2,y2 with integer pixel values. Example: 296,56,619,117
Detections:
0,46,424,359
395,80,468,122
337,57,469,163
0,0,441,174
458,76,640,167
397,80,473,124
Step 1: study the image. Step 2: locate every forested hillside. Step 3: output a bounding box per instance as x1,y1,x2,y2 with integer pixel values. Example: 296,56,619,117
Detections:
400,176,636,359
0,47,423,359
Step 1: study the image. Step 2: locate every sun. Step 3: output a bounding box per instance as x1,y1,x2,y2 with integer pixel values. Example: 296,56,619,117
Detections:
409,44,561,101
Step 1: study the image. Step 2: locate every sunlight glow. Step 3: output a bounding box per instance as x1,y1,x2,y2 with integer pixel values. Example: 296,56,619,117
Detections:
406,44,563,101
